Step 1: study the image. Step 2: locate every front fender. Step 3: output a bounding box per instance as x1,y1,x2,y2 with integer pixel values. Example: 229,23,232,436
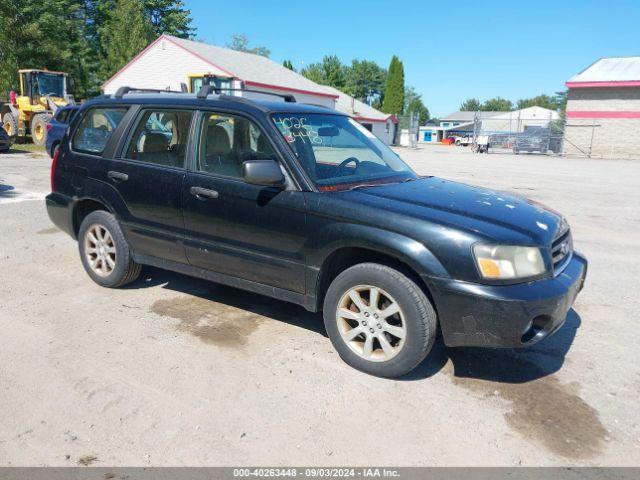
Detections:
306,222,450,279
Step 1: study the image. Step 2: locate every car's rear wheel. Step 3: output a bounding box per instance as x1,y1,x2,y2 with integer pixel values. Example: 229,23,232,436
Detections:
78,210,141,288
323,263,437,378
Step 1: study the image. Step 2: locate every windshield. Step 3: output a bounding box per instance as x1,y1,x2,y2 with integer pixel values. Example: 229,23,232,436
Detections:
272,113,416,190
35,73,65,97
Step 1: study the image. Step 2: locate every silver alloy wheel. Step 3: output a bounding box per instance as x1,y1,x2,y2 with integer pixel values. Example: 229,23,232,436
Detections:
84,224,116,277
336,285,406,362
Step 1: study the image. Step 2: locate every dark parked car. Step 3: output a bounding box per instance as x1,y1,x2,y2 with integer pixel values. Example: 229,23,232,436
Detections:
0,124,13,152
513,127,552,154
46,87,587,378
45,105,79,157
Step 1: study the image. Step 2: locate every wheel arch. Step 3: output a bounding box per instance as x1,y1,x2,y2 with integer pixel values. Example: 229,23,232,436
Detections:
310,226,449,312
72,198,114,238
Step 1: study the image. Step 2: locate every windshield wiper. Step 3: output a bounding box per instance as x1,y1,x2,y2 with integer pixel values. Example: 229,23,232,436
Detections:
347,183,385,191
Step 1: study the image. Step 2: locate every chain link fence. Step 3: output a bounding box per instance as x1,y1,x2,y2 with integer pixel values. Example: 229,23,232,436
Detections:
395,113,420,148
470,111,565,155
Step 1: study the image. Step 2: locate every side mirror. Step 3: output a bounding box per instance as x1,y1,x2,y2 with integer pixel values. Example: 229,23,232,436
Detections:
242,160,285,187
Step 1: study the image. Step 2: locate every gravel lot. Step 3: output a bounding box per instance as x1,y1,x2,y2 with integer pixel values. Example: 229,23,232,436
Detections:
1,145,639,467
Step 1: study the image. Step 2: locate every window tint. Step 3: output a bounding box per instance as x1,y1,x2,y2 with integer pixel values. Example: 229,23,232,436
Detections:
197,113,277,178
72,107,127,155
125,110,193,168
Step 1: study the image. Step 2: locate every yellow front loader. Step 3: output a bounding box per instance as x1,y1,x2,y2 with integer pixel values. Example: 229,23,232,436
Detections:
1,69,75,146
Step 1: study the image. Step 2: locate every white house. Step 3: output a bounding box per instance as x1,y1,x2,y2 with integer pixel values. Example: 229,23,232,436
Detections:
324,87,398,145
102,34,339,109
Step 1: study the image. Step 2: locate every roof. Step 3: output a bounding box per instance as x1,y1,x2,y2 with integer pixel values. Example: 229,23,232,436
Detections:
567,56,640,88
81,92,346,117
440,111,499,121
147,35,339,99
442,106,559,122
324,86,397,123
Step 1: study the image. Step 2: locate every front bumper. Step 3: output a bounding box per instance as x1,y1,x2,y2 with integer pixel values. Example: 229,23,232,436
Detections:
428,252,587,348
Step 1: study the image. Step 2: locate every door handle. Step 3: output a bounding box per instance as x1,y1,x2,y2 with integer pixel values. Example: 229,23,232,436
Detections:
108,171,129,182
190,186,219,199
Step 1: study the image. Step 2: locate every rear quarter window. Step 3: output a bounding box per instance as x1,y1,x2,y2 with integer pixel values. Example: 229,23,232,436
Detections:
72,107,128,155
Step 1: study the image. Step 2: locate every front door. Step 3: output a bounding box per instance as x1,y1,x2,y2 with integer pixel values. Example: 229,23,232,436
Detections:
100,108,194,263
182,112,308,293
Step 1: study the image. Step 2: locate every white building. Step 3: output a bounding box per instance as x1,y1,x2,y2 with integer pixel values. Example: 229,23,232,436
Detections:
564,56,640,159
102,34,339,108
324,87,398,145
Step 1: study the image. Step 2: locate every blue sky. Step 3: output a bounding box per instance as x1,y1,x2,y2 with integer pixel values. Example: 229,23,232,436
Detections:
186,0,640,117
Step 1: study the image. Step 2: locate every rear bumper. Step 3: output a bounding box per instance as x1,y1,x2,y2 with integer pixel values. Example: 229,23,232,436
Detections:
45,192,76,238
428,252,587,348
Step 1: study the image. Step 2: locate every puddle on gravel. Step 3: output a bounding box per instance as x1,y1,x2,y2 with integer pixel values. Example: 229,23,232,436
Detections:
445,359,607,459
151,295,263,347
37,227,59,234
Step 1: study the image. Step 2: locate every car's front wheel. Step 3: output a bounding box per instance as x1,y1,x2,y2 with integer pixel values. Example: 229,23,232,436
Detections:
323,263,437,378
78,210,141,288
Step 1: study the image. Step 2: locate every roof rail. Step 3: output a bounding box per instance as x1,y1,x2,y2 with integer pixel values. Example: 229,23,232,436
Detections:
113,86,185,99
196,85,296,103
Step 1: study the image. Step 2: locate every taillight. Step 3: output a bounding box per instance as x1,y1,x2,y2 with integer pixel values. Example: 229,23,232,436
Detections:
51,148,60,191
46,123,52,132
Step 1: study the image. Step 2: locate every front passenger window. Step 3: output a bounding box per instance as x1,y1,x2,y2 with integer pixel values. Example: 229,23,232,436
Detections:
197,113,277,178
125,110,193,168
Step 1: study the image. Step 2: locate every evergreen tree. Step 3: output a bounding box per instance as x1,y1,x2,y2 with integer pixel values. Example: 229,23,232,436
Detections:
404,87,429,125
300,63,325,84
0,0,20,96
481,97,513,111
283,60,294,70
143,0,194,38
381,55,404,115
301,55,347,90
100,0,152,79
345,59,386,101
460,98,481,111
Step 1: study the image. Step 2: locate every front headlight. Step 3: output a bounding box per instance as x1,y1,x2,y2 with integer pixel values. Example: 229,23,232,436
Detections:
473,244,546,280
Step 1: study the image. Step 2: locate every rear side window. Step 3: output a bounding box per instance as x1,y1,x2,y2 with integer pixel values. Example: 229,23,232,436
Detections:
124,110,193,168
72,107,127,155
56,110,68,123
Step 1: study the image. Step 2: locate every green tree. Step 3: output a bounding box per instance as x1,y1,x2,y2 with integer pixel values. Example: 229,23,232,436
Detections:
0,0,20,96
516,94,558,111
301,55,347,90
300,63,325,84
460,98,481,111
283,60,294,70
143,0,193,38
404,86,429,124
100,0,153,79
227,34,270,57
344,59,386,101
0,0,98,98
481,97,513,111
381,55,404,115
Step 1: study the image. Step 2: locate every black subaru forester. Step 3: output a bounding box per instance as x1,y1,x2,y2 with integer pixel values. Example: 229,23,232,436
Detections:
46,86,587,378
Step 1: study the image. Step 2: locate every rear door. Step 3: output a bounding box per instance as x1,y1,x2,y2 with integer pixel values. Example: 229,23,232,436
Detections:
97,107,194,263
182,111,308,293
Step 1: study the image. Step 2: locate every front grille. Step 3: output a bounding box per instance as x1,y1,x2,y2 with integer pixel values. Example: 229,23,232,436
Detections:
551,225,572,274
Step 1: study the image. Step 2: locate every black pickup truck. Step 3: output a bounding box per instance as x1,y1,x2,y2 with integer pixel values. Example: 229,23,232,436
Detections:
46,86,587,377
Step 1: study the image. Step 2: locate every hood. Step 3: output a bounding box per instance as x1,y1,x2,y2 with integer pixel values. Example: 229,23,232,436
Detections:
336,177,564,245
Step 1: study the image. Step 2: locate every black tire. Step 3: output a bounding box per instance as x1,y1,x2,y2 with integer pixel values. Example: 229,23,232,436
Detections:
2,112,18,138
78,210,141,288
323,263,437,378
31,114,51,147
